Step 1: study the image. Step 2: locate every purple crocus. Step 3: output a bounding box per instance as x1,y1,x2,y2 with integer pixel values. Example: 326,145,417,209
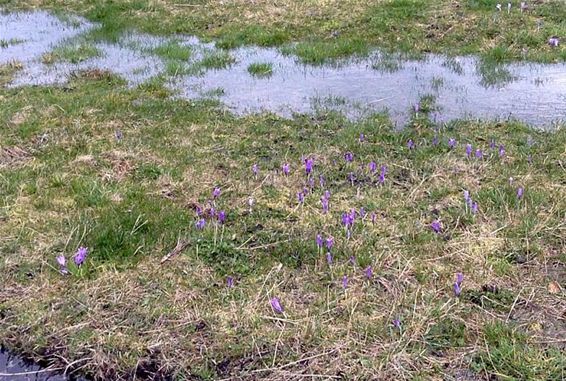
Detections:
212,187,221,199
344,152,354,162
364,266,373,279
378,165,387,184
321,196,329,214
325,236,334,251
342,275,348,289
226,276,234,288
73,247,88,267
463,190,471,206
489,139,496,149
453,272,464,297
308,177,315,189
270,297,284,314
371,212,377,224
316,234,324,249
217,210,226,224
465,144,473,157
304,158,314,175
517,187,524,200
407,139,415,150
196,218,206,230
548,36,560,48
471,202,478,215
499,145,505,158
297,192,304,204
348,172,355,186
252,164,259,177
369,161,377,173
324,190,331,200
282,163,290,176
56,255,68,274
520,1,527,12
475,149,483,159
448,138,457,149
342,212,354,228
359,133,365,143
326,252,333,265
358,207,366,219
431,220,442,234
393,319,401,329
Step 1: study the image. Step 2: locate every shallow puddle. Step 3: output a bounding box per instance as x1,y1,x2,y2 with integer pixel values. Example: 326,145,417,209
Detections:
1,10,565,128
0,348,80,380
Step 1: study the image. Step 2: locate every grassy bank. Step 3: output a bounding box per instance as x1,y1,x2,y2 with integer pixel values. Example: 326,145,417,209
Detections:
0,64,565,380
1,0,565,63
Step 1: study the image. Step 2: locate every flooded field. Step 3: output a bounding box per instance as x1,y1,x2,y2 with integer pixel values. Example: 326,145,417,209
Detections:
1,10,565,128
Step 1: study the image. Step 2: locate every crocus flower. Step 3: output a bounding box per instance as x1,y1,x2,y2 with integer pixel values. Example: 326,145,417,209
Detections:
369,161,377,173
212,187,221,199
56,255,68,274
520,2,527,12
407,139,415,150
463,190,470,205
321,197,329,214
342,275,348,289
217,210,226,224
326,252,333,265
359,133,365,143
475,149,483,159
489,139,496,149
471,201,478,215
270,297,284,314
73,247,88,267
297,192,304,204
548,36,560,48
308,177,315,189
359,207,366,219
448,138,457,149
454,282,462,296
56,255,66,267
226,276,234,288
499,144,505,158
456,272,464,285
195,205,203,216
342,212,354,228
364,266,373,279
431,220,442,234
196,219,206,230
393,319,401,329
517,187,524,199
465,144,473,157
378,165,387,184
304,158,314,175
252,164,258,177
371,212,377,224
282,163,290,176
324,190,331,200
326,236,334,250
316,234,323,249
344,152,354,162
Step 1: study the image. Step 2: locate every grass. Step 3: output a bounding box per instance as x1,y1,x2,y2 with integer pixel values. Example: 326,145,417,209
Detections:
0,63,565,380
43,42,101,64
247,62,273,77
2,0,564,63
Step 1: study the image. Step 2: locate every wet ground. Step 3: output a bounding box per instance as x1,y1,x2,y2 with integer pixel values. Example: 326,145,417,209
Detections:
0,348,78,381
1,10,565,128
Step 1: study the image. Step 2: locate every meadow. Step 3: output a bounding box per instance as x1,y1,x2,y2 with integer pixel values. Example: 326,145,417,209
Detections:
0,1,565,380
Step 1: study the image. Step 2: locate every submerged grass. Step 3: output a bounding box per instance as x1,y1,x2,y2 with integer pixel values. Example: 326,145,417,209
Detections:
0,67,564,380
3,0,565,63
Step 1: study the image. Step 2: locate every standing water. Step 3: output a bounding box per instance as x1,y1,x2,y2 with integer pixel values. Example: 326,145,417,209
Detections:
0,347,81,380
0,10,565,128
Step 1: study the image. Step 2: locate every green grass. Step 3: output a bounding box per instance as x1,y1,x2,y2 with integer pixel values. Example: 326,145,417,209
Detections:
0,69,564,380
199,51,236,69
2,0,564,63
247,62,273,77
45,42,101,64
